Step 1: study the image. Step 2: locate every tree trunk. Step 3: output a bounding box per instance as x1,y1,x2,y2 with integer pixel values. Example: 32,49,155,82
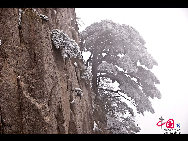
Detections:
91,49,109,134
91,51,98,95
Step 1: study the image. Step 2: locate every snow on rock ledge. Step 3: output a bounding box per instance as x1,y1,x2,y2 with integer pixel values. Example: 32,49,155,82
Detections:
51,29,82,59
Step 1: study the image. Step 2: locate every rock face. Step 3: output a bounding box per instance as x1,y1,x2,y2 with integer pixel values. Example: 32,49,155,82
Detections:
0,8,94,134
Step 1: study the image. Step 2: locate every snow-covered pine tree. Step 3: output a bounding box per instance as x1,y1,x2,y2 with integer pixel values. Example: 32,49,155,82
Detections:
80,20,161,134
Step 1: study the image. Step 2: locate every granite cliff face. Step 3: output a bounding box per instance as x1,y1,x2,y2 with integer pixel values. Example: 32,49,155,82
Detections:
0,8,94,134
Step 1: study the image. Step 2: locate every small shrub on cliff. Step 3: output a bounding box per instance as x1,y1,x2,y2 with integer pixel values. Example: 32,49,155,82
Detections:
51,29,82,59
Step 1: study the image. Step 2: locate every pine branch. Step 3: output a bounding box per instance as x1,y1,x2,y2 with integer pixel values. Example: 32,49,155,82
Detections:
98,88,134,105
98,87,122,93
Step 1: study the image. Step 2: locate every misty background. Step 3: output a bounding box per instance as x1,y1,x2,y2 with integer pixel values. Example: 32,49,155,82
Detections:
76,8,188,134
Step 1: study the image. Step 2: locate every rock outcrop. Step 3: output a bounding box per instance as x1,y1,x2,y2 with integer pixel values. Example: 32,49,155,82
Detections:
0,8,94,134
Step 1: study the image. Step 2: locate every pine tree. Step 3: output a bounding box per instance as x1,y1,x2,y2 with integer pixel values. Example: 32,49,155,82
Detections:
81,20,161,134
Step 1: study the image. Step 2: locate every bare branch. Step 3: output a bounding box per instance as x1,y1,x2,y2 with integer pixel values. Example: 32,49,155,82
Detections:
86,53,92,66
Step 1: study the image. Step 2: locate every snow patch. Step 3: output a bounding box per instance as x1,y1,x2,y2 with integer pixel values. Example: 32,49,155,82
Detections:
70,99,75,104
115,65,124,72
131,77,137,82
54,10,57,15
74,87,82,92
32,8,37,12
73,62,77,67
137,60,149,70
31,8,49,22
82,51,91,62
18,8,23,26
117,53,124,58
93,121,99,131
74,87,83,98
39,14,49,21
102,53,107,57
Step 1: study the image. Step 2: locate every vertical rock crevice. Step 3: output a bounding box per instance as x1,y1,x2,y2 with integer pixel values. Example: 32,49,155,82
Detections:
0,106,4,134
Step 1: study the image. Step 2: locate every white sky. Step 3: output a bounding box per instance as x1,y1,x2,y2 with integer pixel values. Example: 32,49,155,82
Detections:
75,8,188,134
